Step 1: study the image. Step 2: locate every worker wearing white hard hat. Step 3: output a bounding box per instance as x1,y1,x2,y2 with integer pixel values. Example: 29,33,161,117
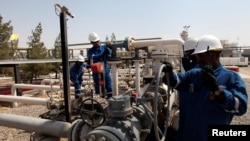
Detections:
88,32,100,42
192,34,223,67
193,35,223,54
162,35,248,141
87,32,113,98
70,54,86,98
182,37,199,71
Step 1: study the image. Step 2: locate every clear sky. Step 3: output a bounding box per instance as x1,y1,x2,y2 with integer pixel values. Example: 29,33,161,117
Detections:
1,0,250,48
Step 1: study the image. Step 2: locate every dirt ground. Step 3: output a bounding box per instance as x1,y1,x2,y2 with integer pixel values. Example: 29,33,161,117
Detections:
231,66,250,124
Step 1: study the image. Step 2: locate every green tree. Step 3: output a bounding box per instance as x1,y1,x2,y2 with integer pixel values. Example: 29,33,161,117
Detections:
9,33,19,60
110,32,116,43
50,33,62,78
105,35,109,42
53,33,61,59
0,15,13,60
20,23,52,82
0,15,14,76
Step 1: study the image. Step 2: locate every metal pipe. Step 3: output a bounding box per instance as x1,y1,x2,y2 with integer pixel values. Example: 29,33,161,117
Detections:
9,84,76,107
0,113,72,138
12,84,61,92
145,59,153,76
109,61,121,96
0,95,49,105
60,6,71,122
133,60,141,93
128,38,184,50
41,79,60,85
11,84,76,96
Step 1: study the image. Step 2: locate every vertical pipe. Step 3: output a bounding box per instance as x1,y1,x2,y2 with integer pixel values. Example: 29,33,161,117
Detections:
110,61,121,96
146,59,153,76
60,11,71,122
14,64,22,96
133,60,141,93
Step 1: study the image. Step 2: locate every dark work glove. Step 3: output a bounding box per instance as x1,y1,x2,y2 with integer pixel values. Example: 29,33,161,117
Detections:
182,57,191,71
162,61,173,73
200,65,218,92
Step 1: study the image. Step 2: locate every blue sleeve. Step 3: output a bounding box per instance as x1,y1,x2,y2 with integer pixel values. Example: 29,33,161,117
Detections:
164,68,201,91
219,71,248,116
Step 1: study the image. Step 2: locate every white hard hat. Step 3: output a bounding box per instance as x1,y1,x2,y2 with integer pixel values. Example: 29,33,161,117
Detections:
88,32,100,42
192,35,223,55
77,55,85,62
183,37,198,51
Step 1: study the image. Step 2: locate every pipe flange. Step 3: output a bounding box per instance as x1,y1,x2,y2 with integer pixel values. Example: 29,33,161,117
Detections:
126,36,135,51
70,119,92,141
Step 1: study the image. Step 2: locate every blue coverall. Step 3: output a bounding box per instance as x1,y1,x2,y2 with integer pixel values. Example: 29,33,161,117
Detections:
177,63,200,140
87,44,112,98
70,63,85,98
163,64,248,141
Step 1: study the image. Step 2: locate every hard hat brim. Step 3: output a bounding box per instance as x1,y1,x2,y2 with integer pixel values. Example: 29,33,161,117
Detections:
192,48,223,55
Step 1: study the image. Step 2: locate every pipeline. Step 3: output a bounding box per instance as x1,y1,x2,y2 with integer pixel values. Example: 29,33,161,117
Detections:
0,36,183,141
0,95,49,106
0,113,72,137
0,65,177,141
127,38,184,52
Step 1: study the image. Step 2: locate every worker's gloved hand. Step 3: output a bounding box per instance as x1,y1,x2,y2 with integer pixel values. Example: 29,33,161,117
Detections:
200,65,218,92
162,61,173,73
182,57,191,71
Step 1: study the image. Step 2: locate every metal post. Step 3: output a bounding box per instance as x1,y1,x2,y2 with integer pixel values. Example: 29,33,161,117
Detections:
14,64,22,96
60,10,71,122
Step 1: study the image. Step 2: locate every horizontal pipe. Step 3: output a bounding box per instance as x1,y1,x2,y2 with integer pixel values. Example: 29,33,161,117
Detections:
129,38,184,50
11,84,76,96
41,79,60,85
0,95,49,105
12,84,62,90
0,113,72,138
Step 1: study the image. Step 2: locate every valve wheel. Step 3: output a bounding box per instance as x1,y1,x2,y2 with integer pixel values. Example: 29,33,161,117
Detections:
153,64,170,141
79,98,106,128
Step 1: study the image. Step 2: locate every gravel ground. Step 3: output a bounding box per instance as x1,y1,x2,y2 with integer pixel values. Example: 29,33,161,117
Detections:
0,66,250,141
231,66,250,125
0,105,48,141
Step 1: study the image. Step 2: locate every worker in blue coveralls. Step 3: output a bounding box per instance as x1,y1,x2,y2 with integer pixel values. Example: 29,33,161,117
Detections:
167,37,200,140
87,32,112,98
70,55,85,99
162,35,248,141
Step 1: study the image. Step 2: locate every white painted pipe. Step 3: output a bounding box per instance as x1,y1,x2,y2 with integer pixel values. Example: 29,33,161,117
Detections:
41,79,60,85
10,84,74,107
128,38,184,50
12,84,60,96
134,60,141,93
109,61,121,96
0,113,72,138
11,84,76,96
0,95,49,105
145,59,153,76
